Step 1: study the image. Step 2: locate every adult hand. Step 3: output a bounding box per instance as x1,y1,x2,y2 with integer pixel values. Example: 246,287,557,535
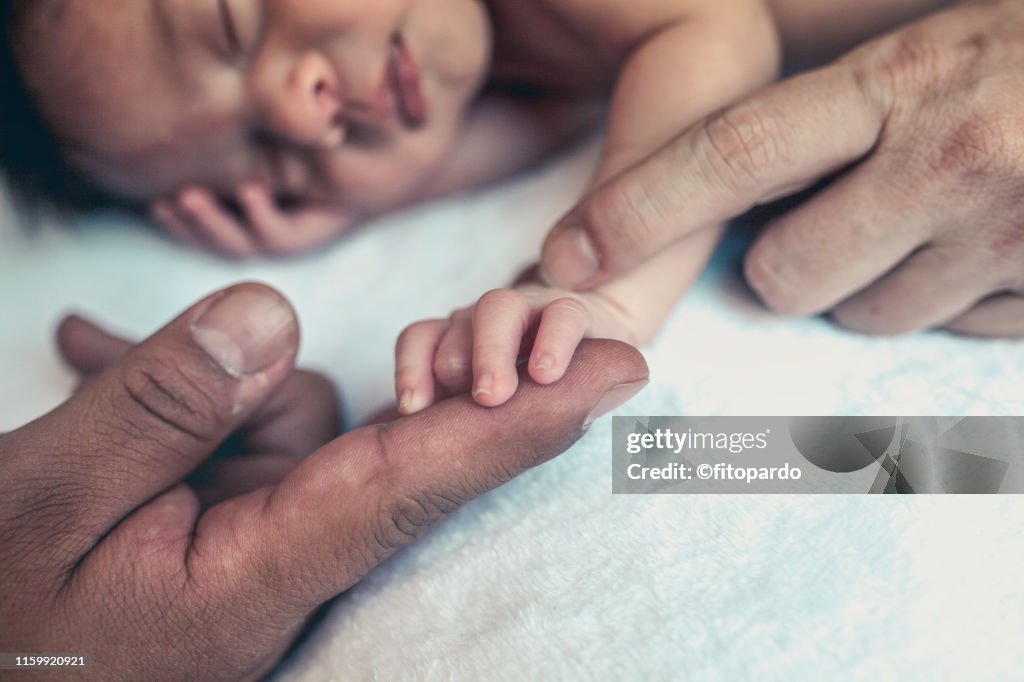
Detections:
541,0,1024,336
0,283,647,680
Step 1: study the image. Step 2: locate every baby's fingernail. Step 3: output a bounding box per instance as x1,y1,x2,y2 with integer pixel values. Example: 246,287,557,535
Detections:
473,373,494,397
533,353,554,372
583,379,648,430
542,222,599,288
399,389,426,414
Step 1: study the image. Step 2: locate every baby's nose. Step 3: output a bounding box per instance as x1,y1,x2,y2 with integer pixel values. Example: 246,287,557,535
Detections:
261,52,344,149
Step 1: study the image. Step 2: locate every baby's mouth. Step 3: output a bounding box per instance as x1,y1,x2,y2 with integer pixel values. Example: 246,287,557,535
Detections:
387,34,428,129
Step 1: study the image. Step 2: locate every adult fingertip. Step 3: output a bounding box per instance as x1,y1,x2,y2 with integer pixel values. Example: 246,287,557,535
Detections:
562,340,649,426
56,313,91,369
56,312,88,345
583,379,649,430
540,221,600,290
191,284,299,378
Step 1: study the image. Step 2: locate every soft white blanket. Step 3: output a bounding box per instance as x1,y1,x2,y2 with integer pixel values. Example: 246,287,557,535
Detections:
1,143,1022,681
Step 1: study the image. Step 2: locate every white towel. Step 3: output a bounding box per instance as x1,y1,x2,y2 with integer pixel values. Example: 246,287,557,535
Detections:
1,142,1021,681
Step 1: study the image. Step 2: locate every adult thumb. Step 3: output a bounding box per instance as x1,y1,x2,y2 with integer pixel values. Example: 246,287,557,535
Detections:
6,283,300,558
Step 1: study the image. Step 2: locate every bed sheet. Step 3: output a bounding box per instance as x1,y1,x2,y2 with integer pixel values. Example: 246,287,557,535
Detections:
1,143,1022,681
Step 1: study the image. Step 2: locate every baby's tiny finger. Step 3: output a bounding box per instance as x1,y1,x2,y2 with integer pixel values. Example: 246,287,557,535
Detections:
238,183,291,253
178,187,257,259
151,200,204,250
529,298,589,385
395,319,450,415
433,310,475,395
472,289,532,407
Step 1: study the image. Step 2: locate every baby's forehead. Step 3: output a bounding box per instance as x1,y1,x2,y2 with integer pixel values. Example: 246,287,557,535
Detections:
20,0,243,200
74,127,252,203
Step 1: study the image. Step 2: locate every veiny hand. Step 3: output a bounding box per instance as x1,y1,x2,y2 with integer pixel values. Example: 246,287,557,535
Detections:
395,283,636,413
151,184,360,258
542,0,1024,336
0,283,647,680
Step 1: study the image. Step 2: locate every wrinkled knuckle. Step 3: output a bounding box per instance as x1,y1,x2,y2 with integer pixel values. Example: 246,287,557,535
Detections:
548,297,589,322
700,105,782,193
842,59,889,118
868,29,957,96
116,355,226,445
578,179,662,256
476,288,526,315
363,426,461,556
374,493,451,554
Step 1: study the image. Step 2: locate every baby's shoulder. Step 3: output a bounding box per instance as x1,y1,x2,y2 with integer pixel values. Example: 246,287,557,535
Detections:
485,0,701,92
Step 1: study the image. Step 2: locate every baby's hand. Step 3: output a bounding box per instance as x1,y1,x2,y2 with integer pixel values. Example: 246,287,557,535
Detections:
395,284,636,414
150,184,360,258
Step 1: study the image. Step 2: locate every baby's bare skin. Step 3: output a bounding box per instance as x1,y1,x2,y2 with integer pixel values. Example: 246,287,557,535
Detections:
11,0,966,415
540,0,1024,339
396,0,780,411
397,0,965,412
14,0,779,410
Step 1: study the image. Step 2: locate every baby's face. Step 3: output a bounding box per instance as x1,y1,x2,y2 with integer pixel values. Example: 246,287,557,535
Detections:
23,0,491,217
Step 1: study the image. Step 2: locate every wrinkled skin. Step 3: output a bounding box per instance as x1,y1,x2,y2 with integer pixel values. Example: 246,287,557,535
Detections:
0,283,647,680
542,0,1024,337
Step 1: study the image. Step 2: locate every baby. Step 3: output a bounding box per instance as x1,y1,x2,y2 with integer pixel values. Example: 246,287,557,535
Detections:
0,0,943,414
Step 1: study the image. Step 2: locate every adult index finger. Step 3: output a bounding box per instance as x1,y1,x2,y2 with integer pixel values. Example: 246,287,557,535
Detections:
540,63,888,290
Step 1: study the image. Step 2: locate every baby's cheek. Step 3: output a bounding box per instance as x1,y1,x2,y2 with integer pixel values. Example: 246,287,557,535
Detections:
322,132,453,212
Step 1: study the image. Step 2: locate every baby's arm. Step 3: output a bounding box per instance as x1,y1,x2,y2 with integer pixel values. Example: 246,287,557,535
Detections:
585,0,779,189
565,0,780,327
557,0,781,337
395,0,780,411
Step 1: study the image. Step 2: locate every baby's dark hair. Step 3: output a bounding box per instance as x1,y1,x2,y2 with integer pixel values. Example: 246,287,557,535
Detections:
0,0,106,213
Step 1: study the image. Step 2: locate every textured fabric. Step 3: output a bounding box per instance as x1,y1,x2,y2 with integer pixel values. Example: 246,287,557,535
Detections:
1,142,1021,681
